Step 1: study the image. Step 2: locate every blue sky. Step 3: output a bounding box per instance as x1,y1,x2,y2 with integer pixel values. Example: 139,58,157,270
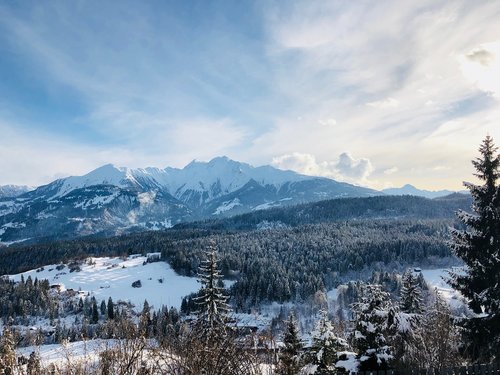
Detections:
1,0,500,190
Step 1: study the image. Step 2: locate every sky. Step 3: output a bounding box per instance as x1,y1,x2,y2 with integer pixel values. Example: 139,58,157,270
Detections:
1,0,499,190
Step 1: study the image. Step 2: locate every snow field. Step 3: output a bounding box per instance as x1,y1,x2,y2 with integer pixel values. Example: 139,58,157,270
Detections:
9,255,200,310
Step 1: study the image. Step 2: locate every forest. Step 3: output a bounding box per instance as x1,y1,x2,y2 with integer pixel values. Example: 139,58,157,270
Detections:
0,138,498,373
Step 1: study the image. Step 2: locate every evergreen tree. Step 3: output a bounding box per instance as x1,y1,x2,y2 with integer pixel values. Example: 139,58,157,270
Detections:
194,241,231,336
308,309,347,374
100,300,106,316
0,326,17,375
278,312,303,375
27,351,41,375
386,304,421,369
448,135,500,360
351,284,393,371
91,297,99,324
400,270,423,314
140,300,151,337
414,291,460,370
390,270,424,368
107,297,115,320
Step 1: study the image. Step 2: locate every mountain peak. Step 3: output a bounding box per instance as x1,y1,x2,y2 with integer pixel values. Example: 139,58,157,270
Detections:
383,184,455,199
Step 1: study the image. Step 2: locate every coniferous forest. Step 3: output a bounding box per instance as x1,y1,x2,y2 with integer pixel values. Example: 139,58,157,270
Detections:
0,137,498,374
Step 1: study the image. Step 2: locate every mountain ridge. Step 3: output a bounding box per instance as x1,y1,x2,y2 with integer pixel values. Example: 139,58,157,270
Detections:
0,157,378,244
382,184,457,199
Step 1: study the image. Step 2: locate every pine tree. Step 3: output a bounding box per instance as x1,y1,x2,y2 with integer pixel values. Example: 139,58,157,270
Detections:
448,135,500,360
278,312,303,375
194,241,231,336
308,309,347,374
351,284,393,371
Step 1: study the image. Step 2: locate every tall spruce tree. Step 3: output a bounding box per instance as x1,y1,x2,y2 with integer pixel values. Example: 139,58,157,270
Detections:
448,135,500,361
351,284,393,371
107,297,115,320
194,241,231,336
0,326,17,374
308,309,348,374
388,276,423,369
278,312,303,375
400,270,423,314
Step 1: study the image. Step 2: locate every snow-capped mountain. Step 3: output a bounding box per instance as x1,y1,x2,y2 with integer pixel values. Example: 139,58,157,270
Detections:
0,185,33,198
382,184,455,199
0,157,378,244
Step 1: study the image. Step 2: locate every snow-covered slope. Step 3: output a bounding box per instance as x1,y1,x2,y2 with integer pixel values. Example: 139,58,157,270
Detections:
0,157,379,243
9,255,200,310
0,184,33,198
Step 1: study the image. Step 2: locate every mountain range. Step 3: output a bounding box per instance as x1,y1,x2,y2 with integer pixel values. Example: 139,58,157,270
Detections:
0,157,465,245
381,184,457,199
0,157,381,244
0,185,33,198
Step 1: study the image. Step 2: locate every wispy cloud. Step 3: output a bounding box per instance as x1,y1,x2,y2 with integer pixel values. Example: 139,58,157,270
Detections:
0,1,499,190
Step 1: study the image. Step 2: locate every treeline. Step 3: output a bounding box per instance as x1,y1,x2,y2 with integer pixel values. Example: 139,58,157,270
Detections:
0,276,57,323
0,194,469,276
174,193,471,231
170,219,455,308
0,219,457,308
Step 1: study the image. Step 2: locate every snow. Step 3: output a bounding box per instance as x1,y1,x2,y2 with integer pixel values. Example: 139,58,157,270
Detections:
36,212,56,219
232,313,273,331
0,200,17,216
2,221,26,228
17,340,107,367
145,219,172,230
0,238,31,246
74,191,120,209
213,198,242,215
256,220,290,230
138,191,157,205
8,256,200,310
326,288,338,301
336,351,358,374
18,340,277,374
54,164,135,198
253,202,277,211
421,267,467,309
43,157,309,203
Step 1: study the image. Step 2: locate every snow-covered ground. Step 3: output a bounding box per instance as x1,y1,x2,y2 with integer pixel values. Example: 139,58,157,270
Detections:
18,339,275,374
17,340,108,367
9,255,201,310
421,267,466,309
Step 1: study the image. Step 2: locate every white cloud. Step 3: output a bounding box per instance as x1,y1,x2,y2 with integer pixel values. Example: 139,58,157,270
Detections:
383,167,399,175
366,97,400,109
460,42,500,98
0,117,247,186
318,118,337,127
272,152,374,186
271,153,320,175
336,152,373,180
466,47,495,66
258,0,500,190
